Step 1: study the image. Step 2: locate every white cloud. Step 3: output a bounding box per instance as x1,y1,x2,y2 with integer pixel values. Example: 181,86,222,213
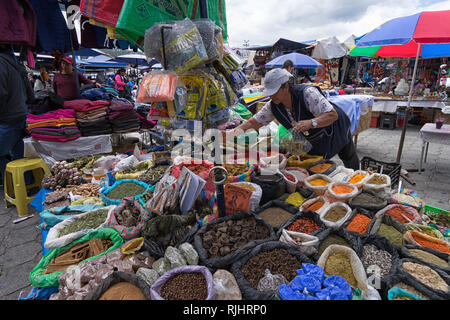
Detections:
225,0,450,47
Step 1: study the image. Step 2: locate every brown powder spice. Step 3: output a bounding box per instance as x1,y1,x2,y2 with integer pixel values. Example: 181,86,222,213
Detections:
402,262,449,292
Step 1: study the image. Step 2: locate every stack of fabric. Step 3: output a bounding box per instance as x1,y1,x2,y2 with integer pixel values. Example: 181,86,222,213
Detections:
26,109,81,142
107,99,141,133
135,103,156,130
64,99,112,136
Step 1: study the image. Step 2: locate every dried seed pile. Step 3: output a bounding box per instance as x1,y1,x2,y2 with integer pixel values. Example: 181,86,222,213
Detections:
402,262,449,292
160,272,207,300
360,244,392,278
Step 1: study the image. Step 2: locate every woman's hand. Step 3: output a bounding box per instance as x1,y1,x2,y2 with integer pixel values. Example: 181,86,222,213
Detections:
293,120,312,133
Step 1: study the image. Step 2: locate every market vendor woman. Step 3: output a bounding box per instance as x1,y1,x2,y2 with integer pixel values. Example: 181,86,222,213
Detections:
53,56,101,100
224,68,359,170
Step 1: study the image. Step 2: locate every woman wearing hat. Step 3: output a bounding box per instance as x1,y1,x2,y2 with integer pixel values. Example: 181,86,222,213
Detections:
52,56,101,100
223,68,359,170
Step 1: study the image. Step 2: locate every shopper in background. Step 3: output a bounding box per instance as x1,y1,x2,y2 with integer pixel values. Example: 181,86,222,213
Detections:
282,59,294,74
52,56,100,100
0,44,34,182
115,68,130,99
338,85,346,95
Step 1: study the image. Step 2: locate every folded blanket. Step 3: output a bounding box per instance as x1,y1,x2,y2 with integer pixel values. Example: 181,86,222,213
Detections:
108,99,134,112
31,133,81,142
64,99,110,112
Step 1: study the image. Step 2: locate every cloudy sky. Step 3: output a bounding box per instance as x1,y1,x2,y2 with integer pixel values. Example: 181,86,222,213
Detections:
225,0,450,47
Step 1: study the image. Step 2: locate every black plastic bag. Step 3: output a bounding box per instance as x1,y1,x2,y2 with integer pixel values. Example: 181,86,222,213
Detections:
399,244,450,274
357,234,401,299
384,271,446,300
398,258,450,300
342,208,376,236
142,211,197,251
348,189,389,212
368,213,407,250
84,271,152,300
306,159,337,176
313,227,363,262
251,173,286,206
276,209,327,238
193,211,276,270
276,187,316,203
230,241,313,300
253,200,299,233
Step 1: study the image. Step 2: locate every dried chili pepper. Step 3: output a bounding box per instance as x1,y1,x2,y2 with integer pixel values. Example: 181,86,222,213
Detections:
287,217,320,234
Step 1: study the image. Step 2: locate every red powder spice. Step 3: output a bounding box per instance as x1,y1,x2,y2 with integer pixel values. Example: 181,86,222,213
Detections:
307,201,324,212
287,217,320,234
345,213,372,234
386,207,415,223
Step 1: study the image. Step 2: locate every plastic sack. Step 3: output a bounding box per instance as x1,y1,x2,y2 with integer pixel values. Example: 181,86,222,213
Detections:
325,181,360,204
94,155,127,172
106,198,152,241
30,228,124,288
101,179,150,206
213,269,242,300
329,165,354,183
113,155,140,173
403,230,450,255
388,286,424,300
375,204,423,225
229,182,262,212
259,154,287,175
399,244,450,274
391,188,425,213
44,206,116,250
230,241,313,300
280,170,298,194
304,174,332,196
176,72,208,120
38,204,104,230
317,244,376,299
319,202,353,229
344,170,370,190
299,196,330,215
150,266,215,300
84,271,152,300
284,167,309,188
144,19,208,74
348,189,389,212
193,19,223,61
136,71,178,103
279,229,320,256
257,269,289,294
363,173,391,193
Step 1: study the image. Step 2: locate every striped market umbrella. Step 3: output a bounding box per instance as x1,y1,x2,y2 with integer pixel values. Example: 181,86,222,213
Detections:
354,10,450,163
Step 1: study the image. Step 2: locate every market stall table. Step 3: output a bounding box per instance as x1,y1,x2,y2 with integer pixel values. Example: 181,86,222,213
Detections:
24,134,113,163
372,97,448,114
419,123,450,173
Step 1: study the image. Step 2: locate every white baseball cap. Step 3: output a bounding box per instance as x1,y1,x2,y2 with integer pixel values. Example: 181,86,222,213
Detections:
262,68,293,96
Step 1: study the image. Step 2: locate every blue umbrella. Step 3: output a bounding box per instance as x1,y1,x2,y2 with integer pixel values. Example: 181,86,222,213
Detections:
265,52,323,69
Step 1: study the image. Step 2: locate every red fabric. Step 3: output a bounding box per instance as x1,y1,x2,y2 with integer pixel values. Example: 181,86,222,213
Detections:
338,89,346,95
53,72,93,101
64,99,110,112
414,10,450,44
80,0,124,27
0,0,36,46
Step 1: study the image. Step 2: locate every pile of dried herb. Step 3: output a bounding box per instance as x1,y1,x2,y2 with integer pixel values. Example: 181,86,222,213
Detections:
58,209,109,237
107,182,146,199
324,253,358,288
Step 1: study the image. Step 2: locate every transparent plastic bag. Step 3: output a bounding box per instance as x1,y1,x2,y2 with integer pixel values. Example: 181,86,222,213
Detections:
144,18,208,74
257,269,289,293
193,19,223,61
136,71,178,103
276,127,313,156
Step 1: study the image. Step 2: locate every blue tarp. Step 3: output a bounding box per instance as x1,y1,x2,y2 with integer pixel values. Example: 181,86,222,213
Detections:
329,95,374,135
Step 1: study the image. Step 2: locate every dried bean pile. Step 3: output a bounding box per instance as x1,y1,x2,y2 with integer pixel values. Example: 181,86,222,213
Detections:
160,272,207,300
360,244,392,278
402,262,449,292
241,249,303,289
202,217,270,258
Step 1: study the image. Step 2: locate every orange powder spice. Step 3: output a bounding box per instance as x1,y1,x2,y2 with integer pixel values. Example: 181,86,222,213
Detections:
348,174,366,184
308,178,330,187
331,185,354,194
307,201,325,212
386,207,415,224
